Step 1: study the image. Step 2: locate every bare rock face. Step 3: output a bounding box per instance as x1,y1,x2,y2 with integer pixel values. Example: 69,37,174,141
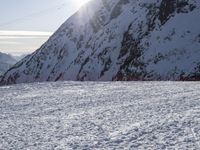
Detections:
1,0,200,85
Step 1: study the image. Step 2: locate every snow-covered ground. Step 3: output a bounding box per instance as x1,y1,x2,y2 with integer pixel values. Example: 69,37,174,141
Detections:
0,82,200,149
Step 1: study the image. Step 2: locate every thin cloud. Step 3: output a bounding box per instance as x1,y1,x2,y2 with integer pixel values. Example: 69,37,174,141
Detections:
0,41,22,45
0,36,51,39
0,30,53,36
0,30,53,55
0,30,53,40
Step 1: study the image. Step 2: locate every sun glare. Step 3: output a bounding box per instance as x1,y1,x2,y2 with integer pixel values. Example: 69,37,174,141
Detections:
74,0,91,8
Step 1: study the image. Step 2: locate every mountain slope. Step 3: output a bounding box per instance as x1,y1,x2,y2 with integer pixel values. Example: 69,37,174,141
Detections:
0,52,17,75
1,0,200,85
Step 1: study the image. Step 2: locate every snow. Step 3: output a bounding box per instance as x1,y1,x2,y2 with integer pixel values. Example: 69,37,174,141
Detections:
0,81,200,149
1,0,200,84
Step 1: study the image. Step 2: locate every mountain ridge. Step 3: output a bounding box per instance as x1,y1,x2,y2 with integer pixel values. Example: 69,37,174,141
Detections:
1,0,200,85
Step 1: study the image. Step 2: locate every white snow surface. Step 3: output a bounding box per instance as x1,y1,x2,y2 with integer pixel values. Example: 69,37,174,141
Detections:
0,81,200,149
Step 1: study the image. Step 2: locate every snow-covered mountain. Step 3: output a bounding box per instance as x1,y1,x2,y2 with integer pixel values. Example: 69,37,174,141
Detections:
1,0,200,85
0,52,17,75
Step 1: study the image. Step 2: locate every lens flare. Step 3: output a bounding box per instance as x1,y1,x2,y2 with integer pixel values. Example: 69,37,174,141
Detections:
74,0,90,8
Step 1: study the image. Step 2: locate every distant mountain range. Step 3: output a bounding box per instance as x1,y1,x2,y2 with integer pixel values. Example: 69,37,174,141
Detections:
0,0,200,85
13,54,27,62
0,52,17,75
0,52,26,76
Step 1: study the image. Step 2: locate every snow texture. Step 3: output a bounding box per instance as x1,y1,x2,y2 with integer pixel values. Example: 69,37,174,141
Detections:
0,81,200,149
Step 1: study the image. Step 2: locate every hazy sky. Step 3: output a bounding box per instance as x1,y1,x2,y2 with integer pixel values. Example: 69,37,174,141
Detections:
0,0,90,55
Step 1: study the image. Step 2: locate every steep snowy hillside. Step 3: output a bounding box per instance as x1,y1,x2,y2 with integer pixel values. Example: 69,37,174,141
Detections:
1,0,200,85
1,82,200,149
0,52,17,75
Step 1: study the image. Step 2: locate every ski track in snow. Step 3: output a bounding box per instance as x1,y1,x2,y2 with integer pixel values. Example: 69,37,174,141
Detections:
0,82,200,149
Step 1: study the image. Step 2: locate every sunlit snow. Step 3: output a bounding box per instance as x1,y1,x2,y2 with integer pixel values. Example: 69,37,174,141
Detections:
0,82,200,149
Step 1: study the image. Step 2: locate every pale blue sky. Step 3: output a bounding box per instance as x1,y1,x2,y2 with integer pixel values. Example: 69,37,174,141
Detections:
0,0,90,55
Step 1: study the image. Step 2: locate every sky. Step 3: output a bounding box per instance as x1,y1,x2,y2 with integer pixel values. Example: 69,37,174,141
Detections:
0,0,90,56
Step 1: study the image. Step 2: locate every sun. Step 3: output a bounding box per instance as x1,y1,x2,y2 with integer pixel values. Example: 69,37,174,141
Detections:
74,0,91,8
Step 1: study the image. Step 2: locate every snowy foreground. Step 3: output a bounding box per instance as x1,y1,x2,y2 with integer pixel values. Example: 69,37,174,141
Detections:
0,82,200,150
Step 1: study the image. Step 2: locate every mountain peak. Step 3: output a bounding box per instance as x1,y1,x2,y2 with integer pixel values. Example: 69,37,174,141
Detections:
1,0,200,85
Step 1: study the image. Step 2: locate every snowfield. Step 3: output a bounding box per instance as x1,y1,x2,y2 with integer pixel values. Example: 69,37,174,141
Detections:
0,82,200,149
